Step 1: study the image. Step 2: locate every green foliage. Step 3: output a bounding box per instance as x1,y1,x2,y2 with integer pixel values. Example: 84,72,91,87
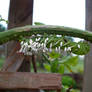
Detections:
19,22,90,57
43,49,80,91
42,54,50,64
62,86,80,92
43,54,79,91
44,64,51,72
26,33,90,55
48,51,61,58
0,15,8,23
70,89,80,92
51,59,59,73
71,41,90,55
43,51,79,73
0,24,6,32
62,76,77,88
60,56,78,66
34,22,45,25
58,64,64,74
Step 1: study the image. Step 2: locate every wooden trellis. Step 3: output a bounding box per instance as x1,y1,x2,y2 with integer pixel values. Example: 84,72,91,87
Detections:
0,0,62,92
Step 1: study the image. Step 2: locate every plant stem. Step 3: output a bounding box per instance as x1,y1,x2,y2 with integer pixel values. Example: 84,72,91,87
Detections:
0,25,92,45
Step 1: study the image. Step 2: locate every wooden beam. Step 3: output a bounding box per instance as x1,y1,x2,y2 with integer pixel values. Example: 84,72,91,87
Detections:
0,72,61,90
6,0,33,72
2,43,25,72
83,0,92,92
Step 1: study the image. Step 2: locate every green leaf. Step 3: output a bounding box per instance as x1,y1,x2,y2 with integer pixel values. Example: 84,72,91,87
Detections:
34,22,45,25
61,86,67,92
64,64,73,73
67,41,77,47
58,64,64,74
39,34,48,43
48,51,61,58
67,56,78,66
46,36,55,48
51,59,59,73
71,41,90,55
61,41,71,49
42,54,51,64
52,38,63,48
44,64,51,72
59,56,78,66
70,89,80,92
62,76,77,88
59,56,70,64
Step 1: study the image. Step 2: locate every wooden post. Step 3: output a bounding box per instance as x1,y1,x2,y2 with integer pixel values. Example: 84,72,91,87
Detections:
3,0,39,92
83,0,92,92
7,0,34,71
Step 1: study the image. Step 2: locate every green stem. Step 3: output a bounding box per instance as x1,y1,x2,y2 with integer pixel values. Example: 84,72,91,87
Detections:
0,25,92,45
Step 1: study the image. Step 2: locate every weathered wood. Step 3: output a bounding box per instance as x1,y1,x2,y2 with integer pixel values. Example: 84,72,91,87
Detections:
32,54,37,73
6,0,33,73
83,0,92,92
0,72,61,90
1,54,24,72
2,43,25,72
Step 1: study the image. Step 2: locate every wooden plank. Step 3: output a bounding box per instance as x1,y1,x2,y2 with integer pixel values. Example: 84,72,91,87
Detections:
2,43,25,72
0,72,62,90
1,54,24,72
83,0,92,92
6,0,34,72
